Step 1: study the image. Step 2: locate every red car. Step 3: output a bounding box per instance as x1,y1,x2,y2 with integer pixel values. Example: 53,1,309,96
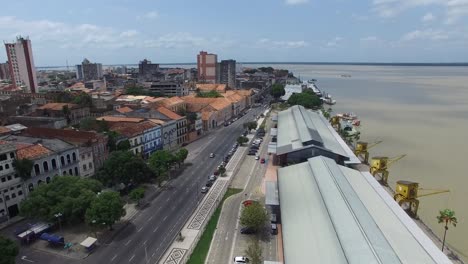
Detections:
260,158,265,164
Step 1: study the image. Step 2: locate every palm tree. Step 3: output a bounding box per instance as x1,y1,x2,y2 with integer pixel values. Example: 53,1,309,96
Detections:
437,209,458,251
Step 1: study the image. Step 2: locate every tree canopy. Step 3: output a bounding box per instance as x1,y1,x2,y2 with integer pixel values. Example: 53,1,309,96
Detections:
196,90,222,98
72,93,93,108
12,158,33,181
240,202,268,232
85,191,125,230
148,150,175,185
20,176,103,223
174,148,189,167
243,121,258,131
287,91,322,109
271,84,285,99
0,236,18,264
245,239,263,264
129,187,145,205
96,151,153,187
237,136,249,146
79,117,109,132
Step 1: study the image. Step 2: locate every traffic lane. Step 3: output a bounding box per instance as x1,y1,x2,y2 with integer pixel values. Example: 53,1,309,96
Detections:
16,247,80,264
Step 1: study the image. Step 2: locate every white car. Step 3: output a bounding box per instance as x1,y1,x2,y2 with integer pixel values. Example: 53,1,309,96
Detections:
234,256,249,263
209,153,215,158
255,155,260,160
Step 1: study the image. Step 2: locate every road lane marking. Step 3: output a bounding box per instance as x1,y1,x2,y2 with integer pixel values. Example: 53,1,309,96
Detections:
152,253,155,257
163,215,168,221
137,227,143,232
111,254,117,262
143,240,148,245
166,197,170,202
124,239,132,246
129,254,135,262
153,226,159,233
148,215,154,221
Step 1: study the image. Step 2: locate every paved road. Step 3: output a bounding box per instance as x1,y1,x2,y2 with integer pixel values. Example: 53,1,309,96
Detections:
11,107,266,264
206,110,277,264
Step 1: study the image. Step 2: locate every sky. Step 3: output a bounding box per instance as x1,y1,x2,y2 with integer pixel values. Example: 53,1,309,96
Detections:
0,0,467,66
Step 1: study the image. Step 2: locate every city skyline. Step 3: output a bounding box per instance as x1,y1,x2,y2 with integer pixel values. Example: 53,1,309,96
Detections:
1,0,468,66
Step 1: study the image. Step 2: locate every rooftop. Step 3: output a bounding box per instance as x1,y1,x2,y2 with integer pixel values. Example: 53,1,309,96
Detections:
111,121,158,138
209,98,231,110
281,84,303,101
277,105,361,164
115,106,134,114
0,126,11,135
21,127,105,145
16,144,52,160
278,156,451,264
196,83,226,93
96,116,144,123
156,106,182,120
0,135,75,153
159,96,185,107
37,103,79,111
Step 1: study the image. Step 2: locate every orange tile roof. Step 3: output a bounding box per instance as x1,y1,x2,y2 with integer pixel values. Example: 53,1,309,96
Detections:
0,126,11,134
159,96,185,107
21,127,104,145
196,84,226,92
157,106,182,120
96,116,144,123
148,119,166,125
17,144,52,160
201,111,214,121
144,97,165,103
111,121,158,138
209,98,232,110
115,107,134,114
37,103,79,111
235,89,254,96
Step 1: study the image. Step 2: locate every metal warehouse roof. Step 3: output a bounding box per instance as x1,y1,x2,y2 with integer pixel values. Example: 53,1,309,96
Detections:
278,156,451,264
276,105,361,164
265,181,279,206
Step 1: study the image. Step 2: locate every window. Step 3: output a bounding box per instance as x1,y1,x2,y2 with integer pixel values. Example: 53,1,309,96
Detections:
43,161,49,172
7,175,12,181
34,164,40,175
0,165,3,171
0,198,2,203
5,164,9,169
72,152,76,161
16,185,21,189
18,190,23,196
60,156,65,166
38,180,43,185
52,159,57,169
81,155,85,160
83,164,87,170
67,154,71,164
0,154,7,161
12,193,16,198
14,174,19,178
68,169,73,175
9,187,14,191
89,162,93,168
1,177,5,183
63,171,67,175
10,153,14,159
5,195,9,201
74,167,79,176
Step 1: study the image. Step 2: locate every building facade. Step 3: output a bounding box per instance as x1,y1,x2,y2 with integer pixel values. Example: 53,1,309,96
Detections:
0,62,10,80
142,123,162,159
0,143,21,222
197,51,217,83
220,59,236,89
148,81,189,97
76,59,103,81
139,59,160,80
4,37,38,92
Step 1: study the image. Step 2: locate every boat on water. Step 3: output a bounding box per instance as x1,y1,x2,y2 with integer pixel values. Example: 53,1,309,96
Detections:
322,97,336,105
336,112,358,121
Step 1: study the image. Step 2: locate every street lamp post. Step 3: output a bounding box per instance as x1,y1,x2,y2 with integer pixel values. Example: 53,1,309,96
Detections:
54,213,63,234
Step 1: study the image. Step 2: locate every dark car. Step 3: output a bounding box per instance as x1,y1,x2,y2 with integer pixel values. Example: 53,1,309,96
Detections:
240,227,256,234
206,181,213,187
247,152,256,156
271,224,278,235
250,146,259,150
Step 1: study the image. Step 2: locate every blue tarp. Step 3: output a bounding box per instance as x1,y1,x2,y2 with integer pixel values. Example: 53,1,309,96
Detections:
39,233,64,245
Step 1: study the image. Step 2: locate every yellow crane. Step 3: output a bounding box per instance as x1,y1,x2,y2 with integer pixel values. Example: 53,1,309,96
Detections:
354,140,383,164
394,180,450,218
370,154,406,186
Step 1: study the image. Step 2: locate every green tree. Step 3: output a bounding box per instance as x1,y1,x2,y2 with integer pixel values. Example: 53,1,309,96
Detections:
12,158,33,180
62,105,71,124
0,236,18,264
96,151,152,187
217,165,226,177
20,176,102,223
72,93,93,108
116,140,131,151
174,148,189,167
287,92,322,109
186,112,198,122
245,239,263,264
85,191,125,230
237,136,249,146
243,121,258,131
271,84,285,99
106,131,119,152
437,209,458,252
129,187,145,206
148,150,175,186
321,107,333,120
240,202,268,232
196,90,222,98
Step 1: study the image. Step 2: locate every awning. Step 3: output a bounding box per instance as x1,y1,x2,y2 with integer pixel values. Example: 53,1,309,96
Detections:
80,237,97,248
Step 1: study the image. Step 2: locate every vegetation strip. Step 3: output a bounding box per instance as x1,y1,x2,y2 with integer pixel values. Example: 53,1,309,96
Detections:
187,188,242,264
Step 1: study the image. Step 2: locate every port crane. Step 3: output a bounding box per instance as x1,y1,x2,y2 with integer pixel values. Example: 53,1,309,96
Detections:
370,154,406,186
394,180,450,218
354,141,383,164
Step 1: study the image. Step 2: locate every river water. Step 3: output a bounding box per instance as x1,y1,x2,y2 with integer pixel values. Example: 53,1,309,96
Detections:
254,64,468,260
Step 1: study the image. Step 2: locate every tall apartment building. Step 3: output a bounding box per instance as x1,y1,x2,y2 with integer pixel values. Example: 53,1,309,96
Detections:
4,37,38,93
197,51,217,83
0,143,21,222
220,59,236,89
76,59,103,81
139,59,160,80
148,81,189,97
0,62,10,80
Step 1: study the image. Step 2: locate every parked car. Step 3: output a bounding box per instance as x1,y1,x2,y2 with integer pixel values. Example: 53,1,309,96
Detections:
247,152,256,156
201,187,209,193
270,213,277,223
260,158,265,164
271,224,278,235
209,153,215,158
240,227,256,234
234,256,249,263
209,175,216,181
206,181,213,187
255,155,260,160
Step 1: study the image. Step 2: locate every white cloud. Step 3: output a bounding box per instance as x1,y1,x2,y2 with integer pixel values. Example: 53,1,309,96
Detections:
401,29,449,41
372,0,468,23
120,30,138,38
256,38,308,48
360,36,379,42
285,0,309,5
137,11,159,20
326,37,343,47
422,12,435,22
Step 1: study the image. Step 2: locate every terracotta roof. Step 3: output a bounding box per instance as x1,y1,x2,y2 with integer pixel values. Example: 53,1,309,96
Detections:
223,91,244,103
96,116,144,123
21,127,104,145
116,107,134,114
0,126,11,134
17,144,52,160
235,89,254,96
209,98,232,110
148,119,166,125
181,96,216,104
69,82,85,89
196,84,226,92
156,107,182,120
111,121,158,137
37,103,79,111
159,96,185,107
143,97,165,103
201,111,214,121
